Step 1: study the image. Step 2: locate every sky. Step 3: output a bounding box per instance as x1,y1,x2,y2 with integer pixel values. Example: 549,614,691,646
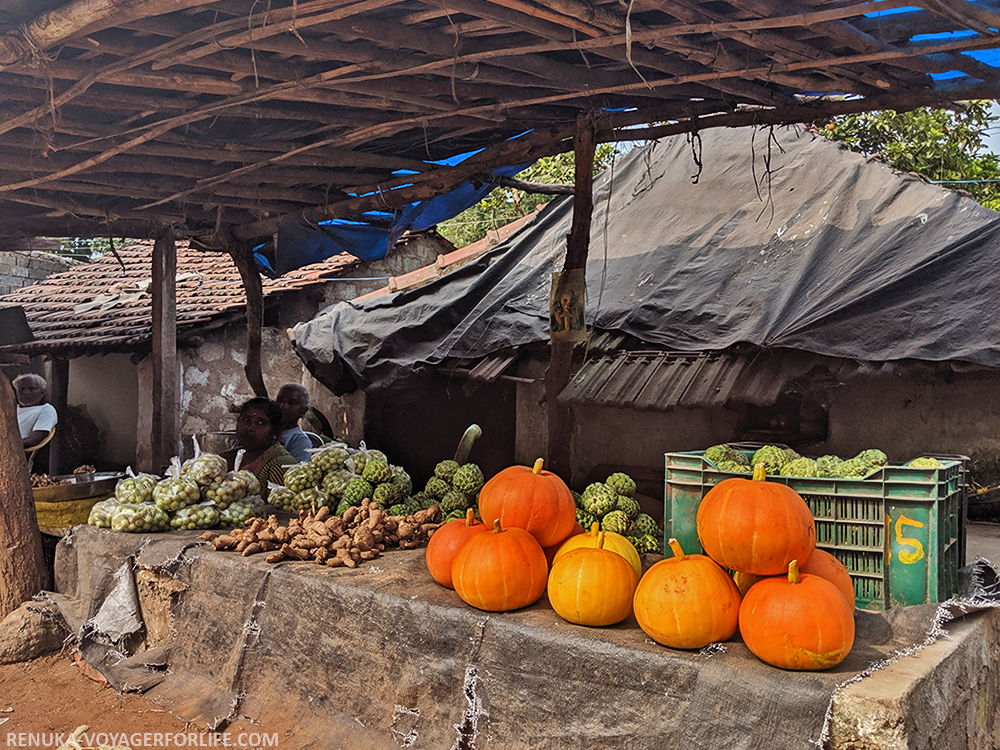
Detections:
985,101,1000,154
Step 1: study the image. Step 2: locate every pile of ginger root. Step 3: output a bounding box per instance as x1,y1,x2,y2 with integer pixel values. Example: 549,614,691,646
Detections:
199,499,442,568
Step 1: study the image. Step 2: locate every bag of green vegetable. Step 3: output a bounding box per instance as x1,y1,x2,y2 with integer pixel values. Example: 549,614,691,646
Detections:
111,503,171,533
88,497,121,528
170,501,221,530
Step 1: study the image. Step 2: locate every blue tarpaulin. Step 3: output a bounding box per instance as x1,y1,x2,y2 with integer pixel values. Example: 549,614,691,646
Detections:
269,162,529,275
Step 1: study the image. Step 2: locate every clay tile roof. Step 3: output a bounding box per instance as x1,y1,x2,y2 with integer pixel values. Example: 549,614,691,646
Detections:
0,241,360,356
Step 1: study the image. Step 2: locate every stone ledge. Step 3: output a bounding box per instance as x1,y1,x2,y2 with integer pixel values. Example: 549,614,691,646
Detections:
830,607,1000,749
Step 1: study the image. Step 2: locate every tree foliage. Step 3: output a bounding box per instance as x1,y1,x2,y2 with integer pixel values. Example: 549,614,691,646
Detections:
437,145,621,248
56,236,131,261
822,101,1000,210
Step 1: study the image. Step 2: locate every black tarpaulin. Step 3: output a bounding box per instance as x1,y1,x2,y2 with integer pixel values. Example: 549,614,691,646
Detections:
292,126,1000,395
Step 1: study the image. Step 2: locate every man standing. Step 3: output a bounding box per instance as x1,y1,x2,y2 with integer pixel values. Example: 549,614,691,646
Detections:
13,373,57,449
275,382,312,462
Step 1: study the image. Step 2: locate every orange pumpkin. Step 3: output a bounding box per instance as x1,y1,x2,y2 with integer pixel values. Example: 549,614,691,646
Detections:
547,531,638,626
451,519,549,612
544,522,585,568
739,560,855,670
553,522,641,578
799,548,856,609
633,538,741,649
696,464,816,575
425,508,488,588
478,458,577,548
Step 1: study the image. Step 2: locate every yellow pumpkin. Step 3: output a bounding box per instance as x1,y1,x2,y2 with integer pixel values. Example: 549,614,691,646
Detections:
547,531,638,627
552,522,641,578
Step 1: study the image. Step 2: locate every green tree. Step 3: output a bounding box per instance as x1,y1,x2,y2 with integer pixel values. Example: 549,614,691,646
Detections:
437,145,621,248
56,236,131,261
822,101,1000,210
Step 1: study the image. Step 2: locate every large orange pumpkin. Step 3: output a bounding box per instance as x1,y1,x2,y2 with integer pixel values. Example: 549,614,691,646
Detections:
633,538,741,649
696,465,816,575
451,519,549,612
739,560,855,670
800,548,856,609
477,458,577,548
553,522,642,578
547,532,638,627
425,508,488,588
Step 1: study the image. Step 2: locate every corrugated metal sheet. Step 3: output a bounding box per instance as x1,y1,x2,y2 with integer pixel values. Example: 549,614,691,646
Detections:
559,351,825,411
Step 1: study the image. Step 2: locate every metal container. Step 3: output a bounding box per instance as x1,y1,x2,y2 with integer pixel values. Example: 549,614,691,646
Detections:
33,472,125,536
32,472,124,504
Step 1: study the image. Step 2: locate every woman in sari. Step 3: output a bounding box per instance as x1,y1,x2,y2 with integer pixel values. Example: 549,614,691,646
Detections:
223,397,296,496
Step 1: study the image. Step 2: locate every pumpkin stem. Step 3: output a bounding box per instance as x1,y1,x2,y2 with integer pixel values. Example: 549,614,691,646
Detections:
532,458,545,475
491,518,503,533
752,464,767,482
589,522,600,535
597,530,606,550
788,559,800,585
453,424,482,465
464,508,476,526
667,537,685,560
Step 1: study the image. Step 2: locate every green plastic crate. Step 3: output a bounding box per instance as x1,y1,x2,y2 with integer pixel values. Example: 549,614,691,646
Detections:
664,449,967,610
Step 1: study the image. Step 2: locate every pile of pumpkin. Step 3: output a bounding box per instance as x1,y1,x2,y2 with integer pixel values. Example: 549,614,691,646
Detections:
426,460,856,672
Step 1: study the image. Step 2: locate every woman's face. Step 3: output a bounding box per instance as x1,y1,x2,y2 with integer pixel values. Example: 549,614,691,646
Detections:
235,405,277,453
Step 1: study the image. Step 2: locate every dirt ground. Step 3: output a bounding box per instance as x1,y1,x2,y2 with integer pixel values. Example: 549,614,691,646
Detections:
0,651,295,750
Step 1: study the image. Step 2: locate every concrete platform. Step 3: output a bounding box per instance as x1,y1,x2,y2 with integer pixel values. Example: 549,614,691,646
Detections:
48,525,1000,750
967,521,1000,564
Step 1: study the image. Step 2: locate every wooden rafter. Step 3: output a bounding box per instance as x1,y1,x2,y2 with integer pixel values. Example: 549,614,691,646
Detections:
0,0,999,245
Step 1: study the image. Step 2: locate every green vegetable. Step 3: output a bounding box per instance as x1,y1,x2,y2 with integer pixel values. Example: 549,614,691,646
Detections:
750,445,790,475
783,457,819,477
606,472,637,497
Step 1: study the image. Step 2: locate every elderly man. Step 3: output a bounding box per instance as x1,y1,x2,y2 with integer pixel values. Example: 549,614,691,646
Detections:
13,373,58,449
275,382,312,462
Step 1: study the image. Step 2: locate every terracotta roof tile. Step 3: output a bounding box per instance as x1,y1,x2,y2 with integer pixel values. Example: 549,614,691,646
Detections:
0,241,360,356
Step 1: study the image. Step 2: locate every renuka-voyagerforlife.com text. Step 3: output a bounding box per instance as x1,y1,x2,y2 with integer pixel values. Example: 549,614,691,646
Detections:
6,731,280,748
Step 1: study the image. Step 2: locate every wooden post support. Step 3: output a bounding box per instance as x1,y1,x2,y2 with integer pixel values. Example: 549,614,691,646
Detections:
546,113,596,480
49,357,69,475
0,369,48,617
151,227,178,473
229,244,268,398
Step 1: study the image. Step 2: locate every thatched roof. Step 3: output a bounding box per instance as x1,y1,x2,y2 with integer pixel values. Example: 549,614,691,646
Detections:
3,0,1000,250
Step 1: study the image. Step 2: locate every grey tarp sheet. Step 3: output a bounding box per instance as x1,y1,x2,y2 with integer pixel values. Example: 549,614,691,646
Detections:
292,126,1000,395
47,525,998,750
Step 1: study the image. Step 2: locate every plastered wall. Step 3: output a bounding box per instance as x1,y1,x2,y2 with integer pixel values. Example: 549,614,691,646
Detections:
67,354,139,468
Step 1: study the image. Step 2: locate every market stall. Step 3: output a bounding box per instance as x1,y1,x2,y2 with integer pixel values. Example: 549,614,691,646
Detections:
47,525,999,750
36,436,1000,750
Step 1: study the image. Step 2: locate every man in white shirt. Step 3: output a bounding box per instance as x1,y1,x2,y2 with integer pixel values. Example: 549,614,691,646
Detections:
14,373,57,449
275,382,312,462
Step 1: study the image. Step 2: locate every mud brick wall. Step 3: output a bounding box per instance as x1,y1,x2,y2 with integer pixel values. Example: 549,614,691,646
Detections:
0,245,77,296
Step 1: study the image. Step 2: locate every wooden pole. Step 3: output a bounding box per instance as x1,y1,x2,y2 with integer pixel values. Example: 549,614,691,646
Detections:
546,113,595,480
229,244,268,399
48,358,69,475
151,227,177,473
0,369,48,618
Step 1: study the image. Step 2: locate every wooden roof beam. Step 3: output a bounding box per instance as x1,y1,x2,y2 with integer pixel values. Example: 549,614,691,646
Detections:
0,0,216,68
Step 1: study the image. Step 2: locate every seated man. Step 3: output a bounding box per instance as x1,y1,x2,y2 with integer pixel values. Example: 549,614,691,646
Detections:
275,382,312,462
14,373,58,449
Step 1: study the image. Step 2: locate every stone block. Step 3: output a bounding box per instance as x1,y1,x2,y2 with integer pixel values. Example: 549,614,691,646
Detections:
0,600,70,664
